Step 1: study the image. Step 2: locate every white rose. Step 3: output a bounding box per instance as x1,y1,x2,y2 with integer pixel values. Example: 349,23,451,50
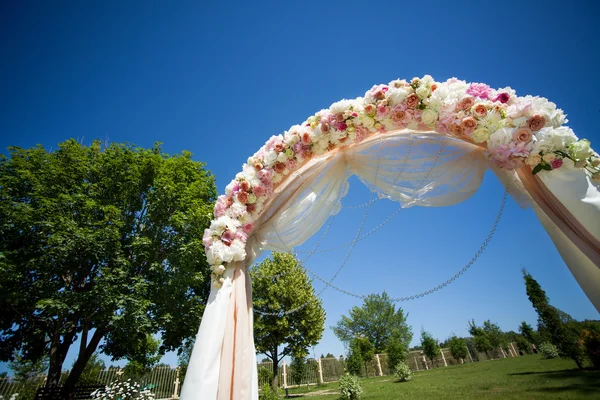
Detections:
360,116,375,129
272,173,283,183
276,152,288,163
487,127,513,147
387,87,409,105
421,109,438,126
569,139,593,160
416,85,431,99
525,154,542,166
512,116,528,127
532,127,577,154
472,127,490,144
428,96,442,112
264,150,277,165
330,99,353,114
543,153,556,162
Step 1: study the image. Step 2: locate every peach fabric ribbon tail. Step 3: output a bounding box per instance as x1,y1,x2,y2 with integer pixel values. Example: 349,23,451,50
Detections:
217,261,253,400
517,167,600,268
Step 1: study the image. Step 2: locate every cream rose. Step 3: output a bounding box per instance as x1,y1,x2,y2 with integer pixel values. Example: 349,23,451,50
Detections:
525,154,542,166
421,109,438,126
472,127,490,143
543,153,556,162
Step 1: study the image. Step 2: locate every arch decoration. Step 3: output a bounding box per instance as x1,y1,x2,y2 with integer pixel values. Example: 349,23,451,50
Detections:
181,76,600,399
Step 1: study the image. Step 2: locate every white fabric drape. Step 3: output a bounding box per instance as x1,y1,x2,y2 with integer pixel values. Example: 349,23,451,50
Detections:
182,128,600,400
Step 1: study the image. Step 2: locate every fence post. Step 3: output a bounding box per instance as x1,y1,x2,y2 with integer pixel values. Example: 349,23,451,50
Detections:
500,347,507,358
440,348,447,367
413,356,419,371
467,348,474,363
317,358,324,383
421,354,428,370
282,361,287,389
375,354,383,376
511,342,518,356
172,367,181,399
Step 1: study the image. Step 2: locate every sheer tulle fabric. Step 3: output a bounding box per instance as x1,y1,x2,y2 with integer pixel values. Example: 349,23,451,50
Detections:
180,129,600,400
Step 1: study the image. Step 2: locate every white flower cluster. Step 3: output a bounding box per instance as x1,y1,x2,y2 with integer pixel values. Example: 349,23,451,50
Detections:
91,379,155,400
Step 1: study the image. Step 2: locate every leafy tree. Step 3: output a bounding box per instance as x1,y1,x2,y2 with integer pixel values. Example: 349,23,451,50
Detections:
0,140,217,395
333,292,412,354
519,321,539,345
290,355,307,385
515,335,533,354
482,320,510,354
468,321,493,358
386,336,409,371
77,353,105,385
251,252,325,389
177,338,194,385
420,330,440,367
9,352,48,381
352,337,374,377
447,336,468,363
523,270,585,368
345,341,363,376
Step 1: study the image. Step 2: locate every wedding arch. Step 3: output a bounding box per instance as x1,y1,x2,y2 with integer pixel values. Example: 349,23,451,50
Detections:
180,76,600,400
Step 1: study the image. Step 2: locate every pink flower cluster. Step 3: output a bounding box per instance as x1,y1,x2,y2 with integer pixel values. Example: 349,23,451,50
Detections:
204,76,599,287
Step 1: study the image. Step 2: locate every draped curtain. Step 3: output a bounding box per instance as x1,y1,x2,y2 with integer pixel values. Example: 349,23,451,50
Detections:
181,129,600,400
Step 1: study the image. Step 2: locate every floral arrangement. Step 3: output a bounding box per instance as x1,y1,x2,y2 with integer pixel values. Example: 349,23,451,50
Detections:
91,380,155,400
203,76,600,287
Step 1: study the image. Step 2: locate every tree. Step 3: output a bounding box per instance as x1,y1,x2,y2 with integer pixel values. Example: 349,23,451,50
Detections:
468,320,493,358
420,330,440,367
523,270,585,368
251,252,326,389
333,292,412,354
482,320,510,355
386,336,409,371
519,321,538,346
0,140,217,396
177,338,195,385
346,340,363,376
77,353,105,385
350,337,374,377
290,355,307,385
447,336,468,363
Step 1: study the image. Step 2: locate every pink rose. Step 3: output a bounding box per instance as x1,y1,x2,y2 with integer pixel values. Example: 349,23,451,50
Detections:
391,108,405,124
221,230,234,246
494,93,510,103
355,126,369,142
301,132,311,144
320,121,330,133
551,158,563,169
214,195,229,217
527,114,546,131
513,127,532,143
203,229,213,247
406,93,420,109
466,83,492,99
242,223,254,234
377,105,390,119
336,122,348,131
253,185,266,197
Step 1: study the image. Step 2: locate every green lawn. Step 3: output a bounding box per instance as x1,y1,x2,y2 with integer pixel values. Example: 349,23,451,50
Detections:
285,355,600,399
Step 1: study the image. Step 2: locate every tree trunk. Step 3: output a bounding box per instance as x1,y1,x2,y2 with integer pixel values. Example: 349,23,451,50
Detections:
574,357,583,369
46,323,76,388
271,347,279,390
62,329,105,397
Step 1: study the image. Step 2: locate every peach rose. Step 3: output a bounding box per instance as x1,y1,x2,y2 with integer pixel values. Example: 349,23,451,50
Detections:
274,162,286,173
237,191,249,204
461,117,477,132
301,132,311,144
253,162,263,170
335,113,345,122
406,93,420,109
527,114,546,131
240,181,250,192
458,96,474,111
449,124,463,135
472,104,487,118
364,104,376,116
513,127,532,143
246,204,257,213
274,143,285,153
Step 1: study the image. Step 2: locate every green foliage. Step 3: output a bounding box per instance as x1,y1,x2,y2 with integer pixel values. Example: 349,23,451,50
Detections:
339,373,363,400
519,321,539,345
0,140,217,389
9,351,48,381
515,335,533,355
393,362,412,382
333,293,412,354
386,336,408,371
91,380,155,399
346,348,363,376
447,336,468,362
251,252,325,388
468,320,507,357
291,355,307,385
259,384,283,400
78,353,105,385
420,330,440,365
257,366,274,389
539,342,559,359
579,320,600,368
523,270,585,368
177,338,194,385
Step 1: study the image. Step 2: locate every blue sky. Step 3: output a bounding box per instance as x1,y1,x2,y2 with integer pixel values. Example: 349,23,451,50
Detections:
1,0,599,372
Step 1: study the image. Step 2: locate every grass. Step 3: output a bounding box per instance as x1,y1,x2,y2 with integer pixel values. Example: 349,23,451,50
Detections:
285,355,600,399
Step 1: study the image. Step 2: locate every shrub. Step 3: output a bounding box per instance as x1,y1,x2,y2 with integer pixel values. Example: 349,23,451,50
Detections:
581,329,600,368
339,374,363,400
259,384,282,400
539,342,559,359
257,366,274,388
91,380,155,399
394,362,412,382
345,351,363,377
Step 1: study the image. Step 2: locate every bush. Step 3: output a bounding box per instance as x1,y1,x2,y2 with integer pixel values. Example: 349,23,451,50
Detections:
581,329,600,368
345,351,363,376
259,384,282,400
539,342,559,359
91,379,155,399
339,374,363,400
394,362,412,382
257,366,274,389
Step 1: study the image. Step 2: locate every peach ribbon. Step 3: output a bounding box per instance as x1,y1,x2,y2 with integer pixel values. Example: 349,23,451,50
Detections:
517,166,600,268
217,261,253,400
